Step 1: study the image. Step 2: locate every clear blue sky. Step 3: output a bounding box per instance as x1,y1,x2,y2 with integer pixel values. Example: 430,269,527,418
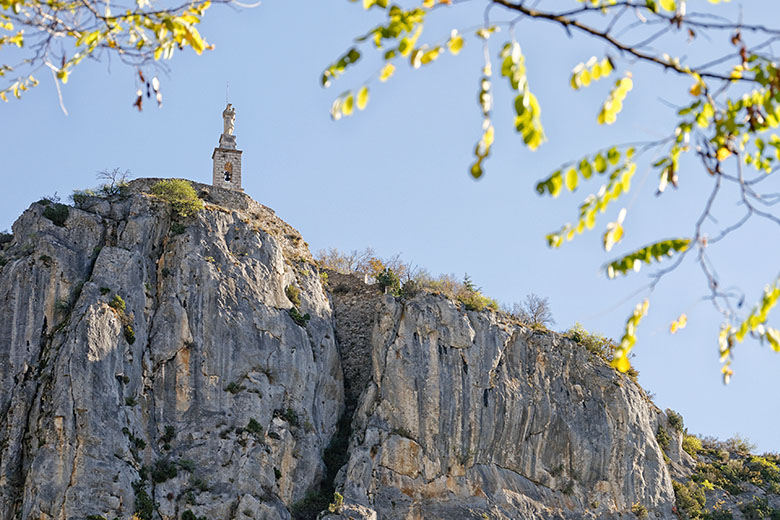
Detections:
3,1,780,451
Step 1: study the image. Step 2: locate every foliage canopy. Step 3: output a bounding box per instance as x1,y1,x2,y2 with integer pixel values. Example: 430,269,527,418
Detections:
0,0,215,108
150,179,203,219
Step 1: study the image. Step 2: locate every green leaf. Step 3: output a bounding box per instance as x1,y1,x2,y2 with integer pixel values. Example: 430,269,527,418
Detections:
356,86,369,110
659,0,676,11
611,299,650,373
607,147,620,165
420,46,441,65
606,239,691,279
343,93,354,116
594,154,607,173
579,159,593,179
379,63,395,82
719,277,780,379
603,221,624,252
447,30,464,55
565,168,578,192
550,171,563,197
470,162,483,179
570,56,614,90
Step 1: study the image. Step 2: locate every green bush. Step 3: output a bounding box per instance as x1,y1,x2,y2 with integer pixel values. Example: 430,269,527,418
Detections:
151,458,178,483
109,294,126,313
747,455,780,484
42,203,69,227
131,436,146,450
691,460,745,495
0,231,12,248
150,179,203,219
247,418,263,436
657,426,670,451
565,323,639,380
566,323,617,361
456,275,499,312
161,425,175,444
703,507,734,520
170,221,186,235
376,267,401,296
667,409,684,433
740,497,778,520
328,492,344,513
673,480,705,519
285,284,301,306
458,289,498,312
290,489,332,519
123,325,136,344
132,481,155,520
683,434,703,457
224,381,244,394
725,434,756,454
401,279,419,298
631,502,648,519
289,307,311,327
275,407,300,427
70,189,95,208
178,459,195,472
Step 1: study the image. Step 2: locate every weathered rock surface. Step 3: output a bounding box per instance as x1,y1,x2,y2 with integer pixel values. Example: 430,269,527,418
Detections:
0,179,696,520
325,281,690,520
0,181,343,520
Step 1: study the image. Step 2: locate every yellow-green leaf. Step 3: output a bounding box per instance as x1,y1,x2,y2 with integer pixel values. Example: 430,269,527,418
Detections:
379,63,395,82
356,86,369,110
342,93,355,115
550,171,563,197
447,30,464,55
565,168,578,192
611,299,650,373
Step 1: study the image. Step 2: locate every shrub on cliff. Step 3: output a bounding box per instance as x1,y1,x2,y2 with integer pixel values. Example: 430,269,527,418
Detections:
566,323,616,360
150,179,203,219
42,203,69,227
672,480,705,519
0,231,13,248
375,268,400,296
565,323,639,381
457,275,498,312
682,434,702,457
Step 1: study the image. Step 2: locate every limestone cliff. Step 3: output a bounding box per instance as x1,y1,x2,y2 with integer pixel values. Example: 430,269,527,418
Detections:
0,180,698,520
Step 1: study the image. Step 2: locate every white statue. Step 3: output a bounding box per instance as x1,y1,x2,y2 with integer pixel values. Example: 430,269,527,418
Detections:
223,103,235,135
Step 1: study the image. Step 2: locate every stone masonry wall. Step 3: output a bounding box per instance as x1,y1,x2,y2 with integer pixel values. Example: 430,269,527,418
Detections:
212,148,243,191
326,271,383,413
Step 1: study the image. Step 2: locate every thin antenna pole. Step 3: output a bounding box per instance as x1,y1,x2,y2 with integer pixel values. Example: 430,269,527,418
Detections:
226,81,230,104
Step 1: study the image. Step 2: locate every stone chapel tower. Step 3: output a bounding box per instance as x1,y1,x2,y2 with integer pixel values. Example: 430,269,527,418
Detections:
212,103,243,190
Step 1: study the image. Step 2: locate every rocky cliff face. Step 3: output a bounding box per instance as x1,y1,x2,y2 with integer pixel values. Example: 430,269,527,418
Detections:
324,274,691,520
0,180,692,520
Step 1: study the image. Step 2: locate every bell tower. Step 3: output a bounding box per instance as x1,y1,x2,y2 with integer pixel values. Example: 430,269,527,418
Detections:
212,103,243,191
